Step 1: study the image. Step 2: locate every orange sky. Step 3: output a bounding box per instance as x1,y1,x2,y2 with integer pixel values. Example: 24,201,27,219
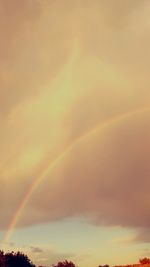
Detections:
0,1,150,266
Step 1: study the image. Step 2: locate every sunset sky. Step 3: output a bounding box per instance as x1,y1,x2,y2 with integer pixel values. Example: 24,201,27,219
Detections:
0,1,150,266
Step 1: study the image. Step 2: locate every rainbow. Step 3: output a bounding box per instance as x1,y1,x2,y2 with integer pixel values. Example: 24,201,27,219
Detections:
2,105,150,245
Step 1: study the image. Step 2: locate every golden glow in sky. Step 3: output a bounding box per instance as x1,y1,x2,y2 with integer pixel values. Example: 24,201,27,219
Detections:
0,1,150,266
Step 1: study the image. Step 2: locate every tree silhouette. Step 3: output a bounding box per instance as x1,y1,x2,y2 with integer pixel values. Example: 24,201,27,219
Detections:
0,250,6,267
52,260,76,267
5,251,35,267
99,264,109,267
139,258,150,265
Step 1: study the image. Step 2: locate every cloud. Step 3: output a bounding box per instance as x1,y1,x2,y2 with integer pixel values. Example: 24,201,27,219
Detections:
30,246,44,254
0,0,150,244
15,109,150,243
28,248,75,267
133,229,150,243
36,252,74,267
27,110,150,227
2,241,15,248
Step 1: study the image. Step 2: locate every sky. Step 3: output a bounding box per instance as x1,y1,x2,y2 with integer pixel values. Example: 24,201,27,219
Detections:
0,0,150,266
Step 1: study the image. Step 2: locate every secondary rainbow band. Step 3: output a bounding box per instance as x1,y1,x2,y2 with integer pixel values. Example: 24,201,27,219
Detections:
3,105,150,245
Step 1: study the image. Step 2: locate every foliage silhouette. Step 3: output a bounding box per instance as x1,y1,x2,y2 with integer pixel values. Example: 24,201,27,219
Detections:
99,264,109,267
139,258,150,265
1,250,150,267
0,250,35,267
52,260,76,267
0,250,6,267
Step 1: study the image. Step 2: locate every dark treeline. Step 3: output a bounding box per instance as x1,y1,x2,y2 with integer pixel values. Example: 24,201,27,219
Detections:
0,251,35,267
0,250,150,267
0,251,76,267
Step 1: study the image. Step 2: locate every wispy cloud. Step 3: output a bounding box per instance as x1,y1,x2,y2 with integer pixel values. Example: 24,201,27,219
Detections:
30,246,44,254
